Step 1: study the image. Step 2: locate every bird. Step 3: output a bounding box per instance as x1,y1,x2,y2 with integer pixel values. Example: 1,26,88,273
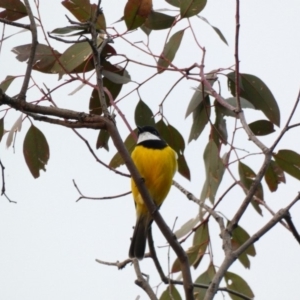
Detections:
129,125,178,260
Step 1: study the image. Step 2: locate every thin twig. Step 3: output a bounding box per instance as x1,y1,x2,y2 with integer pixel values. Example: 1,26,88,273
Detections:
19,0,38,100
73,179,131,202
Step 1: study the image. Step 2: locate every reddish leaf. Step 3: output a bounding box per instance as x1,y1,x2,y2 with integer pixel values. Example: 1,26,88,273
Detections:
238,161,263,215
124,0,152,30
0,0,27,21
23,125,50,179
265,160,285,192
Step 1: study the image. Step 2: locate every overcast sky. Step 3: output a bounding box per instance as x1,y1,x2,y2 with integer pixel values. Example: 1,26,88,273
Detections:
0,0,300,299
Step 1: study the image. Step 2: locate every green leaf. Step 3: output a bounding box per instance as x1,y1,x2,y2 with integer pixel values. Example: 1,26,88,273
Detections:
89,89,103,115
248,120,275,136
224,271,254,300
51,40,98,78
197,16,228,45
134,100,155,127
227,72,280,126
102,69,131,84
0,117,4,143
214,102,228,145
238,161,263,215
265,160,285,192
23,125,50,179
0,0,27,21
0,76,16,92
156,120,185,154
96,129,110,151
109,131,137,168
192,222,209,268
50,26,87,36
177,153,191,180
124,0,152,30
274,150,300,181
188,95,211,142
159,285,182,300
231,224,256,269
165,0,180,7
186,73,217,118
194,263,216,300
174,216,199,239
144,11,175,30
200,140,225,204
180,0,207,18
157,29,185,73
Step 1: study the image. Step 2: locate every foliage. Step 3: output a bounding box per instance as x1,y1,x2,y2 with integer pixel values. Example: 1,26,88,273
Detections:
0,0,299,300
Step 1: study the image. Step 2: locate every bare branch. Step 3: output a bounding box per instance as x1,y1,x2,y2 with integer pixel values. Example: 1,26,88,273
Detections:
19,0,38,100
0,18,30,29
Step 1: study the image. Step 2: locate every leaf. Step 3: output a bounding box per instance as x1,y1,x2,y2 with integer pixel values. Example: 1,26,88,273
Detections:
227,72,280,126
23,125,50,178
192,221,209,268
174,216,199,239
102,69,131,84
180,0,207,18
165,0,180,7
0,76,16,92
144,11,175,30
171,243,207,273
155,120,190,179
238,161,263,215
224,271,254,300
231,224,256,269
214,102,228,144
134,99,155,127
188,96,211,142
12,44,61,74
177,153,191,180
50,26,87,36
159,285,182,300
197,16,228,45
109,131,137,168
157,29,185,73
194,263,216,300
96,129,110,151
0,0,27,21
51,40,98,78
6,114,23,148
185,73,217,118
0,117,4,142
124,0,152,30
62,0,106,30
89,89,104,115
264,160,285,192
274,150,300,181
200,140,225,204
248,120,275,136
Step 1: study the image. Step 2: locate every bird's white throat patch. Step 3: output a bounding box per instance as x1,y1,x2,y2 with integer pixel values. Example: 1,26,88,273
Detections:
137,131,160,144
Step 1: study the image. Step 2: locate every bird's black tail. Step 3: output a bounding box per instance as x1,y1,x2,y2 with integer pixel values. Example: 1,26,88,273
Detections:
129,215,150,260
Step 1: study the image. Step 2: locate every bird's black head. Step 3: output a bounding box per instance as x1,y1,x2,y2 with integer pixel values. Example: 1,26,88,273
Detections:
137,126,160,137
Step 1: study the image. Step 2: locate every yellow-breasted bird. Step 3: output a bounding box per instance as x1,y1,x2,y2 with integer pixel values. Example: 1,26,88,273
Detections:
129,125,178,260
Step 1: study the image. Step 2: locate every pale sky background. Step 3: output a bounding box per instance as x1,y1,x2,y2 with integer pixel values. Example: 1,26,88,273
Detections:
0,0,300,299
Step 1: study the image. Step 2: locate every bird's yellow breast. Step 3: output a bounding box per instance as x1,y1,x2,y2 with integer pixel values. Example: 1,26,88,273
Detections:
131,145,177,216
